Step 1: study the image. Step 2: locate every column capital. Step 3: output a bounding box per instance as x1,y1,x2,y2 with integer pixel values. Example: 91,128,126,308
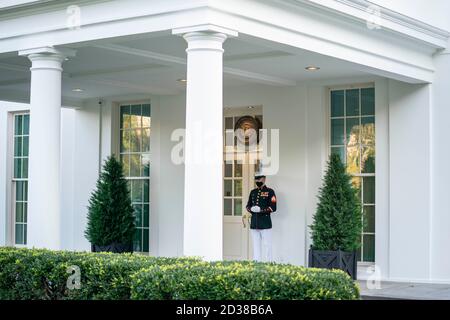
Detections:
172,24,238,37
173,25,237,53
19,46,76,70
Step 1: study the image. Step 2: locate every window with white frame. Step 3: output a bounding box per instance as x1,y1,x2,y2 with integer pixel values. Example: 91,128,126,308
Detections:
330,87,375,263
119,104,151,253
12,113,30,245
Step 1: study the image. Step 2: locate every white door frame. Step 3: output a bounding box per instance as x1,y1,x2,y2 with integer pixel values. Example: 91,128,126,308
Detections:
223,106,262,260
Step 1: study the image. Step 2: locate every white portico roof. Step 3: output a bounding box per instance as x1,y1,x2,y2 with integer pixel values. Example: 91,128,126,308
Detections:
0,0,448,106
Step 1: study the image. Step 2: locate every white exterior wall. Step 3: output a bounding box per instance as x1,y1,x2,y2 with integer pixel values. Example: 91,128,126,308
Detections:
2,75,447,282
145,80,390,268
388,80,432,281
1,73,449,282
151,95,186,257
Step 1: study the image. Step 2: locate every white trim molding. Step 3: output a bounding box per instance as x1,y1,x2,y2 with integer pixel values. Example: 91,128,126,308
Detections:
0,0,448,83
298,0,450,48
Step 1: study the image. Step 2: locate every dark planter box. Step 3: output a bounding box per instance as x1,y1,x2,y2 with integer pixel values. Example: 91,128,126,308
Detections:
308,249,357,280
91,242,133,253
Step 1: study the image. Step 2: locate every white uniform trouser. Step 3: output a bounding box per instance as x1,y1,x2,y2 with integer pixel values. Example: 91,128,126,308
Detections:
251,229,272,262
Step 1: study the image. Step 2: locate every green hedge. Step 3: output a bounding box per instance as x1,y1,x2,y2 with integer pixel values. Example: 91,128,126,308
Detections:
0,247,359,300
0,247,196,300
131,260,359,300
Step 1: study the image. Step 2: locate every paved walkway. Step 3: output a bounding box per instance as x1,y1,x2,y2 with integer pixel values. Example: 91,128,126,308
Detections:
358,280,450,300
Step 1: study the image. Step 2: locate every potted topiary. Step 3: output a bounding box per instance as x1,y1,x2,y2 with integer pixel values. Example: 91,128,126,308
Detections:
309,153,362,280
85,155,136,253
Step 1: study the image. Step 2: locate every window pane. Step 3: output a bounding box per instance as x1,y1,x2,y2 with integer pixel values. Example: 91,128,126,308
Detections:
225,117,234,130
363,234,375,262
361,145,375,173
22,159,28,179
16,202,24,222
346,118,359,147
120,130,130,153
142,104,151,116
14,159,22,179
331,90,344,117
346,146,360,175
121,154,130,176
224,199,232,215
224,163,232,177
120,105,131,129
23,115,30,135
16,181,24,201
141,154,150,177
224,180,232,197
23,136,29,157
361,88,375,115
363,177,375,204
131,180,143,202
225,130,234,147
23,202,27,223
361,117,375,146
23,224,27,244
130,154,140,177
14,137,22,157
134,204,143,227
143,205,149,228
15,224,24,245
15,115,22,135
130,105,142,128
234,180,242,197
143,180,149,202
142,129,150,152
234,162,242,177
331,119,344,145
351,177,362,201
363,206,375,233
143,229,149,252
24,181,28,200
142,104,151,127
130,129,141,152
331,146,345,163
346,89,359,116
234,199,242,216
133,229,142,252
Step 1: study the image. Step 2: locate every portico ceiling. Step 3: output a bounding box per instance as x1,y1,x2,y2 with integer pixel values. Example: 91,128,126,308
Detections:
0,32,371,105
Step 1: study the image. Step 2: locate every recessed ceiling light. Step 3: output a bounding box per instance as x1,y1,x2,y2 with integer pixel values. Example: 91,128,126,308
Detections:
72,88,84,92
305,66,320,71
177,78,187,83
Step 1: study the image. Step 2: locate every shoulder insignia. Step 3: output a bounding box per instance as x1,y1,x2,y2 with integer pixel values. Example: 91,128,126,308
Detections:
271,195,277,203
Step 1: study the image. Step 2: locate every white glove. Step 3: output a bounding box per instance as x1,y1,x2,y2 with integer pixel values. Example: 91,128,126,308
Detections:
251,206,261,213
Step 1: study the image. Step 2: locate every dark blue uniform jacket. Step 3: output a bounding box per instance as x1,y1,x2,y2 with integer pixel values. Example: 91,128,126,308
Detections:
246,185,277,229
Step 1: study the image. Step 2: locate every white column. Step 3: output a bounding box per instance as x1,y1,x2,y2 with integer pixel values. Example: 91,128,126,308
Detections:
430,45,450,280
174,26,236,261
19,47,75,250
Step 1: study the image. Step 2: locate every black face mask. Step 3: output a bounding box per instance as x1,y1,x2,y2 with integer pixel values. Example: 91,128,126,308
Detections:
255,181,264,188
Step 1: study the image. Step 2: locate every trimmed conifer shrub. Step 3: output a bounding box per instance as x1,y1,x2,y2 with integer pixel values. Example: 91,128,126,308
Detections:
310,153,362,252
85,156,135,251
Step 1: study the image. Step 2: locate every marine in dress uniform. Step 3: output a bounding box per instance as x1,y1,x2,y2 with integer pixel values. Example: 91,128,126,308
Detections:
245,173,277,262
